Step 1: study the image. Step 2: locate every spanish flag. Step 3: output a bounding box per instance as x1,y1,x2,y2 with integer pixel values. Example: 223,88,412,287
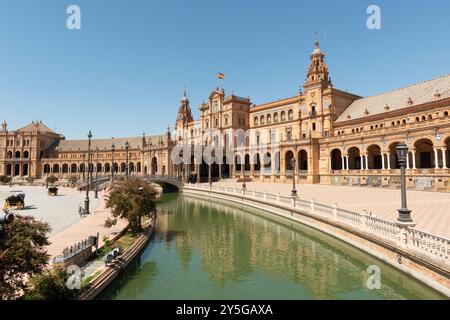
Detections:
217,72,225,80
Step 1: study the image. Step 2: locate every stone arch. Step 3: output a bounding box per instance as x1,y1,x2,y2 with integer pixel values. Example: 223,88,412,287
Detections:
263,152,271,173
22,163,29,176
97,163,103,173
15,151,21,159
23,151,29,159
414,138,435,169
330,148,342,170
254,153,261,171
7,151,12,159
298,149,308,171
151,157,158,175
43,164,50,174
366,144,382,169
53,164,60,174
347,146,361,170
14,163,20,176
244,154,250,171
71,163,78,173
284,150,294,171
234,154,242,172
104,163,111,173
62,163,69,174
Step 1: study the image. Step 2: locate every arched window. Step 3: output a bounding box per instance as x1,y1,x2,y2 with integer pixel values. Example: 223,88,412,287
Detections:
288,109,293,120
267,114,271,124
274,113,278,122
205,119,209,129
260,115,265,125
444,111,449,117
281,111,286,122
254,116,258,126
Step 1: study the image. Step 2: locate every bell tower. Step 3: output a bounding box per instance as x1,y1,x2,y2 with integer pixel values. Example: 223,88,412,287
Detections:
305,38,331,87
175,90,193,141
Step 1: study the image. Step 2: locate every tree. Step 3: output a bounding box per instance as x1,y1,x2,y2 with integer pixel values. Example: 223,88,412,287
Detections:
46,175,58,185
26,176,36,186
0,215,51,300
28,267,75,300
67,174,79,187
105,176,157,233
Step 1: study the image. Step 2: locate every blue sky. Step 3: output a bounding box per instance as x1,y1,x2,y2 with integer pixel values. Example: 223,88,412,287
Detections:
0,0,449,139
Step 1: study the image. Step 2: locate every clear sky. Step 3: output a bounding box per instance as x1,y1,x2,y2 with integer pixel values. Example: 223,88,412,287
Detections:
0,0,449,139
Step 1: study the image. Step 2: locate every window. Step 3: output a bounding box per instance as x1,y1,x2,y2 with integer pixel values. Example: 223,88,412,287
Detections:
224,116,228,126
416,117,420,122
205,119,209,128
312,123,316,131
281,111,286,121
288,109,293,120
267,114,271,124
215,118,218,127
274,113,278,122
254,116,258,126
260,115,265,125
444,111,449,117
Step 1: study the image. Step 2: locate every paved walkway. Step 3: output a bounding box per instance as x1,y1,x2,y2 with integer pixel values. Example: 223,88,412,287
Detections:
0,186,100,236
208,180,450,238
47,190,127,261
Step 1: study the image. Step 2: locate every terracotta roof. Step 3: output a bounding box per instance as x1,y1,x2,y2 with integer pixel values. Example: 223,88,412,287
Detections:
16,121,57,134
53,135,166,152
335,74,450,123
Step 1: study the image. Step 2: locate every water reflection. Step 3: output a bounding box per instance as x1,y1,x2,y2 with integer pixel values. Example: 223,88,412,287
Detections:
99,194,444,300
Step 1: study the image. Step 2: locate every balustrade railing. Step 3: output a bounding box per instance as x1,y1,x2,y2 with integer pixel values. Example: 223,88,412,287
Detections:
185,183,449,264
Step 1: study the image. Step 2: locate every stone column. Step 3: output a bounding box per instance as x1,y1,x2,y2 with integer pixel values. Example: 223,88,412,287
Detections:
341,155,345,170
442,148,448,169
387,153,391,170
365,154,369,170
434,148,440,169
381,153,385,170
328,156,332,171
406,152,410,169
412,149,417,169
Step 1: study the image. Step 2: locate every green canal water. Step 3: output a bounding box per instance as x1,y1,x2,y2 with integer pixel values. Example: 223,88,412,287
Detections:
99,193,444,300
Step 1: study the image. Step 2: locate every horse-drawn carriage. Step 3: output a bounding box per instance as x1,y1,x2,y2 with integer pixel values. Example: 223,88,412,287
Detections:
4,191,25,210
48,186,59,196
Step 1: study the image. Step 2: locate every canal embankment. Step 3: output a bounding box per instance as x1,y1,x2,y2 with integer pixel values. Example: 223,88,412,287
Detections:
182,184,450,298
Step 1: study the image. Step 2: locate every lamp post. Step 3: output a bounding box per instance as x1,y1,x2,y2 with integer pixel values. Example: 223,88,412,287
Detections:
241,155,246,193
94,147,99,199
111,143,115,183
82,154,86,185
396,143,414,225
291,157,297,197
84,130,92,214
208,162,212,188
125,141,130,180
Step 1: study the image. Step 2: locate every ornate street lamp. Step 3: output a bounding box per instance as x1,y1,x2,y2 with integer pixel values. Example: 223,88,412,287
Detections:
111,143,115,183
84,130,92,214
396,143,414,225
125,141,130,180
291,157,298,197
94,147,99,199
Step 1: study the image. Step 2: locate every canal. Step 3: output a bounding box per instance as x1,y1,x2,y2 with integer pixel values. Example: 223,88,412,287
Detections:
99,193,444,300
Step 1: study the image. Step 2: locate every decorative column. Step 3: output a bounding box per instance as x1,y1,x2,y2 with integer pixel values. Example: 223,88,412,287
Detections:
442,147,448,169
387,153,391,170
341,155,345,170
434,148,440,169
412,149,417,169
365,154,369,170
381,153,385,170
406,152,410,169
